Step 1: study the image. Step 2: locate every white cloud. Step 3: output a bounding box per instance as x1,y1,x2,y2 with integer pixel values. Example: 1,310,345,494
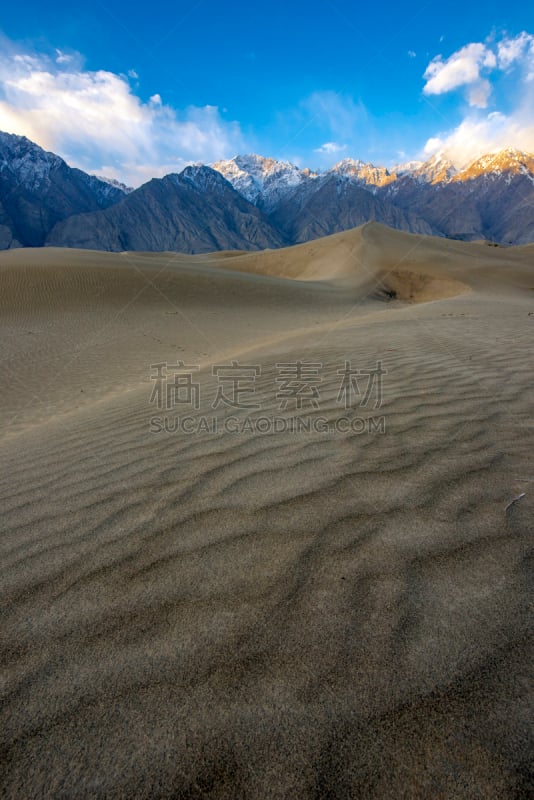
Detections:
0,41,247,186
423,32,534,110
421,31,534,163
408,51,417,59
314,141,347,154
423,42,496,107
497,32,534,70
467,79,492,108
422,108,534,166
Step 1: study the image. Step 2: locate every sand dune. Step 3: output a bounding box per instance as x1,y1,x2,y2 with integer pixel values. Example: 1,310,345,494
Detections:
0,223,533,798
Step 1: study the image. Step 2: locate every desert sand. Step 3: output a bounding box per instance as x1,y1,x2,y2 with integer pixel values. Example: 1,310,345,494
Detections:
0,223,532,798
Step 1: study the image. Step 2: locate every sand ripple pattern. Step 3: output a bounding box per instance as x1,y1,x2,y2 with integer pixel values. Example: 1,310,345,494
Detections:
1,310,533,798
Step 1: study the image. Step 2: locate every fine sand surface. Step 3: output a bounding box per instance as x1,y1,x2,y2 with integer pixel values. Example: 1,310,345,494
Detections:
0,222,532,798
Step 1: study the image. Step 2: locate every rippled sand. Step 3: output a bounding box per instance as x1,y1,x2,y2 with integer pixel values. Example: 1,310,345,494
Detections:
0,224,532,798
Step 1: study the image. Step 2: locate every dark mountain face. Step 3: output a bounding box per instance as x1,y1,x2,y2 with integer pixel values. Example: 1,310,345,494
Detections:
47,167,287,252
216,150,534,247
269,175,435,243
0,132,127,248
381,172,534,244
1,132,533,252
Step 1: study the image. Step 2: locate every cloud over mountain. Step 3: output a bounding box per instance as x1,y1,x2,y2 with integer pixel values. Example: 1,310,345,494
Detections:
1,29,534,186
423,42,496,107
0,38,246,186
422,32,534,165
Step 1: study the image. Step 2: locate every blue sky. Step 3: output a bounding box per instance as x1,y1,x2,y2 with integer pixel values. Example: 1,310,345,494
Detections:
1,0,533,184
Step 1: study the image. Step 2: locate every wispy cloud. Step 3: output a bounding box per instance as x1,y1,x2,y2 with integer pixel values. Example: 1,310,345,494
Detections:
0,37,247,185
302,91,369,143
314,141,347,155
497,31,534,73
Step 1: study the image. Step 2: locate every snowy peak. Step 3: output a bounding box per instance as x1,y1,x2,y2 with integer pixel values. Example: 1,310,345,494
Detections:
392,160,424,176
328,158,396,189
407,153,458,185
213,148,534,207
328,158,367,175
0,130,533,249
0,131,64,191
82,174,130,207
385,148,534,186
212,154,316,210
0,131,128,206
173,164,235,195
454,148,534,183
0,130,129,247
94,175,133,195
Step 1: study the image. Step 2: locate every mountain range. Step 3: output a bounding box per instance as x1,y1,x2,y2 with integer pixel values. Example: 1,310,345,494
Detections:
48,167,285,252
0,132,127,249
1,131,533,251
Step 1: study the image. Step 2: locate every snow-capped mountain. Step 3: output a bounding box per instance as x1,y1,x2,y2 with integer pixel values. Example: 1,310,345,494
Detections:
0,132,64,192
392,149,534,187
393,153,458,185
412,154,457,184
0,132,128,247
212,154,317,211
216,148,534,245
327,159,396,191
177,164,239,196
94,175,134,195
0,130,533,249
214,151,462,205
452,148,534,185
382,148,534,244
391,159,424,176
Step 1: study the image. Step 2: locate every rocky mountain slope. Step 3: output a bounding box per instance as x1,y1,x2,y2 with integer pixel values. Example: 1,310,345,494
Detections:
326,159,397,190
269,173,434,243
47,166,286,252
214,148,534,245
212,154,316,212
0,131,533,250
0,132,128,248
382,148,534,243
